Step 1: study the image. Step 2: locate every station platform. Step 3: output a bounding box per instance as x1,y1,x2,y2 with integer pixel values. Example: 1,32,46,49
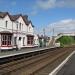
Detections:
0,47,54,59
56,51,75,75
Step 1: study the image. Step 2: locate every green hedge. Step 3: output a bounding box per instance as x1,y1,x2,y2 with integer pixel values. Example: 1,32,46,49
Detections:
56,36,75,47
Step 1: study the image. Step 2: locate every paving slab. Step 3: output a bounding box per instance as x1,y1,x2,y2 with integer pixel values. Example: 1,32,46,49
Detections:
57,53,75,75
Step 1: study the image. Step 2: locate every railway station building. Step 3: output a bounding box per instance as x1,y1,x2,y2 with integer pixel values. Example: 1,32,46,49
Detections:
0,12,39,50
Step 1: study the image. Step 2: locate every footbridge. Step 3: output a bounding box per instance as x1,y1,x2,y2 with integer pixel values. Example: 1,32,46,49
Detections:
48,33,75,46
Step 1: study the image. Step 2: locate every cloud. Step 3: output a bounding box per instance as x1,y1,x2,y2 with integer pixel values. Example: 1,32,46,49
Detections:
63,0,75,7
36,0,75,10
11,1,16,6
37,0,56,10
30,0,75,16
47,19,75,36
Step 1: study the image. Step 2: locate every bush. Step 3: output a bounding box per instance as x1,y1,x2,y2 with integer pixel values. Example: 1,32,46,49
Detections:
56,36,75,47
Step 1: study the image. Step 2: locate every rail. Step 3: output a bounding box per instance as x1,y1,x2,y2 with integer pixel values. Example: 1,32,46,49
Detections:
0,46,74,75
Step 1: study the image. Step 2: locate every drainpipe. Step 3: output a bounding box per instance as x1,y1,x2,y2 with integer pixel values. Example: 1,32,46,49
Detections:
15,21,19,50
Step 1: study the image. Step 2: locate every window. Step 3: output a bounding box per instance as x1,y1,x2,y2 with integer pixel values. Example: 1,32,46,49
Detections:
8,35,12,45
1,34,12,46
22,24,23,30
14,37,17,45
5,21,8,28
16,22,18,30
2,35,7,45
19,37,21,40
23,37,25,46
19,23,21,30
16,21,19,30
27,36,34,45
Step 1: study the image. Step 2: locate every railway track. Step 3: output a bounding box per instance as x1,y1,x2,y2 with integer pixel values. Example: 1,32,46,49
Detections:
0,47,74,75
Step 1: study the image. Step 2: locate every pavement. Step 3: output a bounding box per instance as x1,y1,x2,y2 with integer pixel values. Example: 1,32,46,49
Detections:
56,53,75,75
0,47,53,58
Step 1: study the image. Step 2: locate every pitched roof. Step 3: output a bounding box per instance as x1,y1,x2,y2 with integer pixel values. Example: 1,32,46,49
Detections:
0,12,34,27
10,15,20,21
22,15,29,25
0,12,9,18
28,20,34,27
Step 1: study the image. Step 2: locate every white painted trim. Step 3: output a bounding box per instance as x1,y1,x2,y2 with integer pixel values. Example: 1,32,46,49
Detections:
49,51,75,75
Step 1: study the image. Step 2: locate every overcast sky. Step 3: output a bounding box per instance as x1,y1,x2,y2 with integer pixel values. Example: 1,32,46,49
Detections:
0,0,75,36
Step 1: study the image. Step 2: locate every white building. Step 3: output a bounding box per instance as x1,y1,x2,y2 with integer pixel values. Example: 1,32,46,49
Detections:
0,12,39,50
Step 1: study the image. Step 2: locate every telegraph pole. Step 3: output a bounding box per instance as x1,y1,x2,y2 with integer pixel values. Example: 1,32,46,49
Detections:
52,28,55,46
43,28,46,47
53,28,54,37
43,28,45,37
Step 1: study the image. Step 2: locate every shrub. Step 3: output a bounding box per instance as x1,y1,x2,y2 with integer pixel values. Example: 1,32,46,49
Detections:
56,36,75,47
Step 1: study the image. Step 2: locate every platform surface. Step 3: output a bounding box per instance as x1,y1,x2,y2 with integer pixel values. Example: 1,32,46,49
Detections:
57,53,75,75
0,47,54,58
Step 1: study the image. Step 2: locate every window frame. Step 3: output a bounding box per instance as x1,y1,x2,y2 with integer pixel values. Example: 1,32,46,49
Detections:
5,21,8,28
27,36,34,45
1,34,12,47
19,23,21,30
14,37,17,46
